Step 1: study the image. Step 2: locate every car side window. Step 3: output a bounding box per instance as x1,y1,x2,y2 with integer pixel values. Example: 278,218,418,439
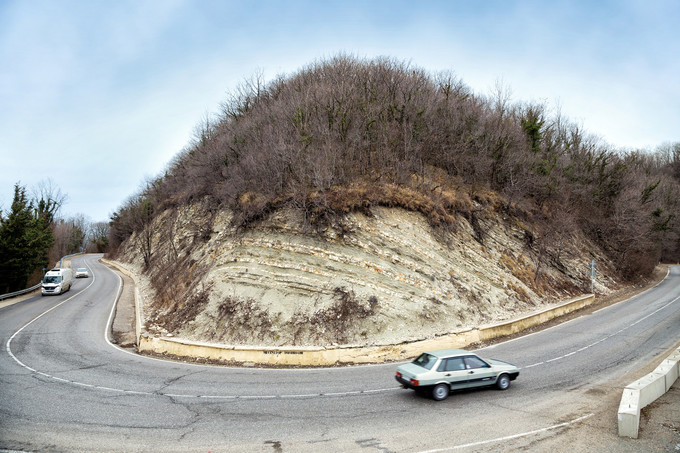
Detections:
437,357,465,372
463,356,489,369
447,357,465,371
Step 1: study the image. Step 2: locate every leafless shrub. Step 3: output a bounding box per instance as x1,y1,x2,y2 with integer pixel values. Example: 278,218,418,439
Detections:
213,296,274,343
146,251,214,333
156,283,213,333
289,287,379,344
109,53,680,281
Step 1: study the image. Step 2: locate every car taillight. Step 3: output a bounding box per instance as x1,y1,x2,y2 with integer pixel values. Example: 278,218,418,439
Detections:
410,378,419,386
396,372,402,379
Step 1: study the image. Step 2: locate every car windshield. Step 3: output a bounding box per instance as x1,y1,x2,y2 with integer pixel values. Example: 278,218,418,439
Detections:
77,268,87,272
43,276,61,284
412,353,438,370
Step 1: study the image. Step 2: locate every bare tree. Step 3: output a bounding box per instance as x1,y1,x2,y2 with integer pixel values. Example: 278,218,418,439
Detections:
107,54,680,281
32,178,67,224
89,221,110,252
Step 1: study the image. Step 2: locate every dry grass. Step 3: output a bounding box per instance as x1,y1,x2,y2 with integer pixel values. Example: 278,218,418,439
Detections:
297,173,497,235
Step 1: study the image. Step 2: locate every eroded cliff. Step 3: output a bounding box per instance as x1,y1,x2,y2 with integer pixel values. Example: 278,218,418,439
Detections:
115,199,616,347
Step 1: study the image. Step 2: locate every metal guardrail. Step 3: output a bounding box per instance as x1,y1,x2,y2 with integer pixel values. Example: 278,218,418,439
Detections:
0,283,42,301
0,252,85,301
0,282,42,300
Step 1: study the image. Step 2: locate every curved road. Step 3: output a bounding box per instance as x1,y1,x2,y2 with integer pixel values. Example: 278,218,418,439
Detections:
1,255,679,452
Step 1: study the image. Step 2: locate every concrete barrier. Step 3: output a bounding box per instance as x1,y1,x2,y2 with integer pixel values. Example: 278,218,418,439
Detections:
618,346,680,438
659,360,679,392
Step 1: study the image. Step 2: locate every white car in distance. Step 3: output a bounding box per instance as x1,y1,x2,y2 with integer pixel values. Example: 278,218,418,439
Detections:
75,268,89,278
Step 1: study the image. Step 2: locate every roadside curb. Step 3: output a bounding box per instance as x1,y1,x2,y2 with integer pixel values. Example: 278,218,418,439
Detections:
102,258,596,366
101,259,144,345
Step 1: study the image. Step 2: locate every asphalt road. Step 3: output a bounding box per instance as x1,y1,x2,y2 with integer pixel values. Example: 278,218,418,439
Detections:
1,255,679,452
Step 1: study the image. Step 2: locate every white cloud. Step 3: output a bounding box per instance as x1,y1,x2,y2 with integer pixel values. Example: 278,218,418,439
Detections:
1,0,678,221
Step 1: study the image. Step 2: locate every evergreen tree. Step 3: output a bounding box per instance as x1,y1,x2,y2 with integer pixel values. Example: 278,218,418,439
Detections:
0,183,54,293
67,223,85,254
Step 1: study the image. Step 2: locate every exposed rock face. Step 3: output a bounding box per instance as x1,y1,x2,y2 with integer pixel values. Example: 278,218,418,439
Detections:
117,202,615,347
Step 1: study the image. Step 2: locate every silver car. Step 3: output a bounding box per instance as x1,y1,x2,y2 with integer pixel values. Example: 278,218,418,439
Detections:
395,348,519,401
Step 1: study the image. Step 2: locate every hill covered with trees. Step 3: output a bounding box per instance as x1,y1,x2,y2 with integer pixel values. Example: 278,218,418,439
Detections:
113,55,680,277
108,55,680,345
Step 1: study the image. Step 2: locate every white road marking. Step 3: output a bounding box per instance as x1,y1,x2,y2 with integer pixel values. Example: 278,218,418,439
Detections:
519,294,680,369
5,260,679,401
416,413,595,452
4,259,400,399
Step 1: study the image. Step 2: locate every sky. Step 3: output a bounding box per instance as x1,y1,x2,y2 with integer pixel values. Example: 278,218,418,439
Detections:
1,0,678,223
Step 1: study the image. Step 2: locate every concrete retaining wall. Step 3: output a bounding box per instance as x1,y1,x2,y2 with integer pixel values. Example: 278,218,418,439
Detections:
618,346,680,438
102,258,595,366
137,327,485,366
137,290,592,366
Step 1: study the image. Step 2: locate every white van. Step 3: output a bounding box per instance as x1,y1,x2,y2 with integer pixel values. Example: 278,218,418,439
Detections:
42,268,73,296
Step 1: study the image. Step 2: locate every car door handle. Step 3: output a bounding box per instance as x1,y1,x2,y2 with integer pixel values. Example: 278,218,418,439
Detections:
468,371,474,374
445,374,451,376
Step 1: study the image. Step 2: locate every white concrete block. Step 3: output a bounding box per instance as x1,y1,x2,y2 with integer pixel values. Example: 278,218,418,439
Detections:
617,387,640,438
659,359,679,392
636,371,666,407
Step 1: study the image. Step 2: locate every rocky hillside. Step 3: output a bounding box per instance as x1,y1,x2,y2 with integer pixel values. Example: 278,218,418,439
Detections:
116,198,616,347
109,55,674,347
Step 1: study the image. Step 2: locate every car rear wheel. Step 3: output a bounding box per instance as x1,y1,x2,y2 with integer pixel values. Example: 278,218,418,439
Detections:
496,374,510,390
432,383,450,401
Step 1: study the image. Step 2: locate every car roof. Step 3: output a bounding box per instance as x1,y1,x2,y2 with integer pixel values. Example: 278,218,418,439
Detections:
425,349,473,358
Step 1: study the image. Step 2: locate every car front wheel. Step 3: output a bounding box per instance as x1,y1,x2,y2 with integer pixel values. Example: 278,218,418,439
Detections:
496,374,510,390
432,383,450,401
